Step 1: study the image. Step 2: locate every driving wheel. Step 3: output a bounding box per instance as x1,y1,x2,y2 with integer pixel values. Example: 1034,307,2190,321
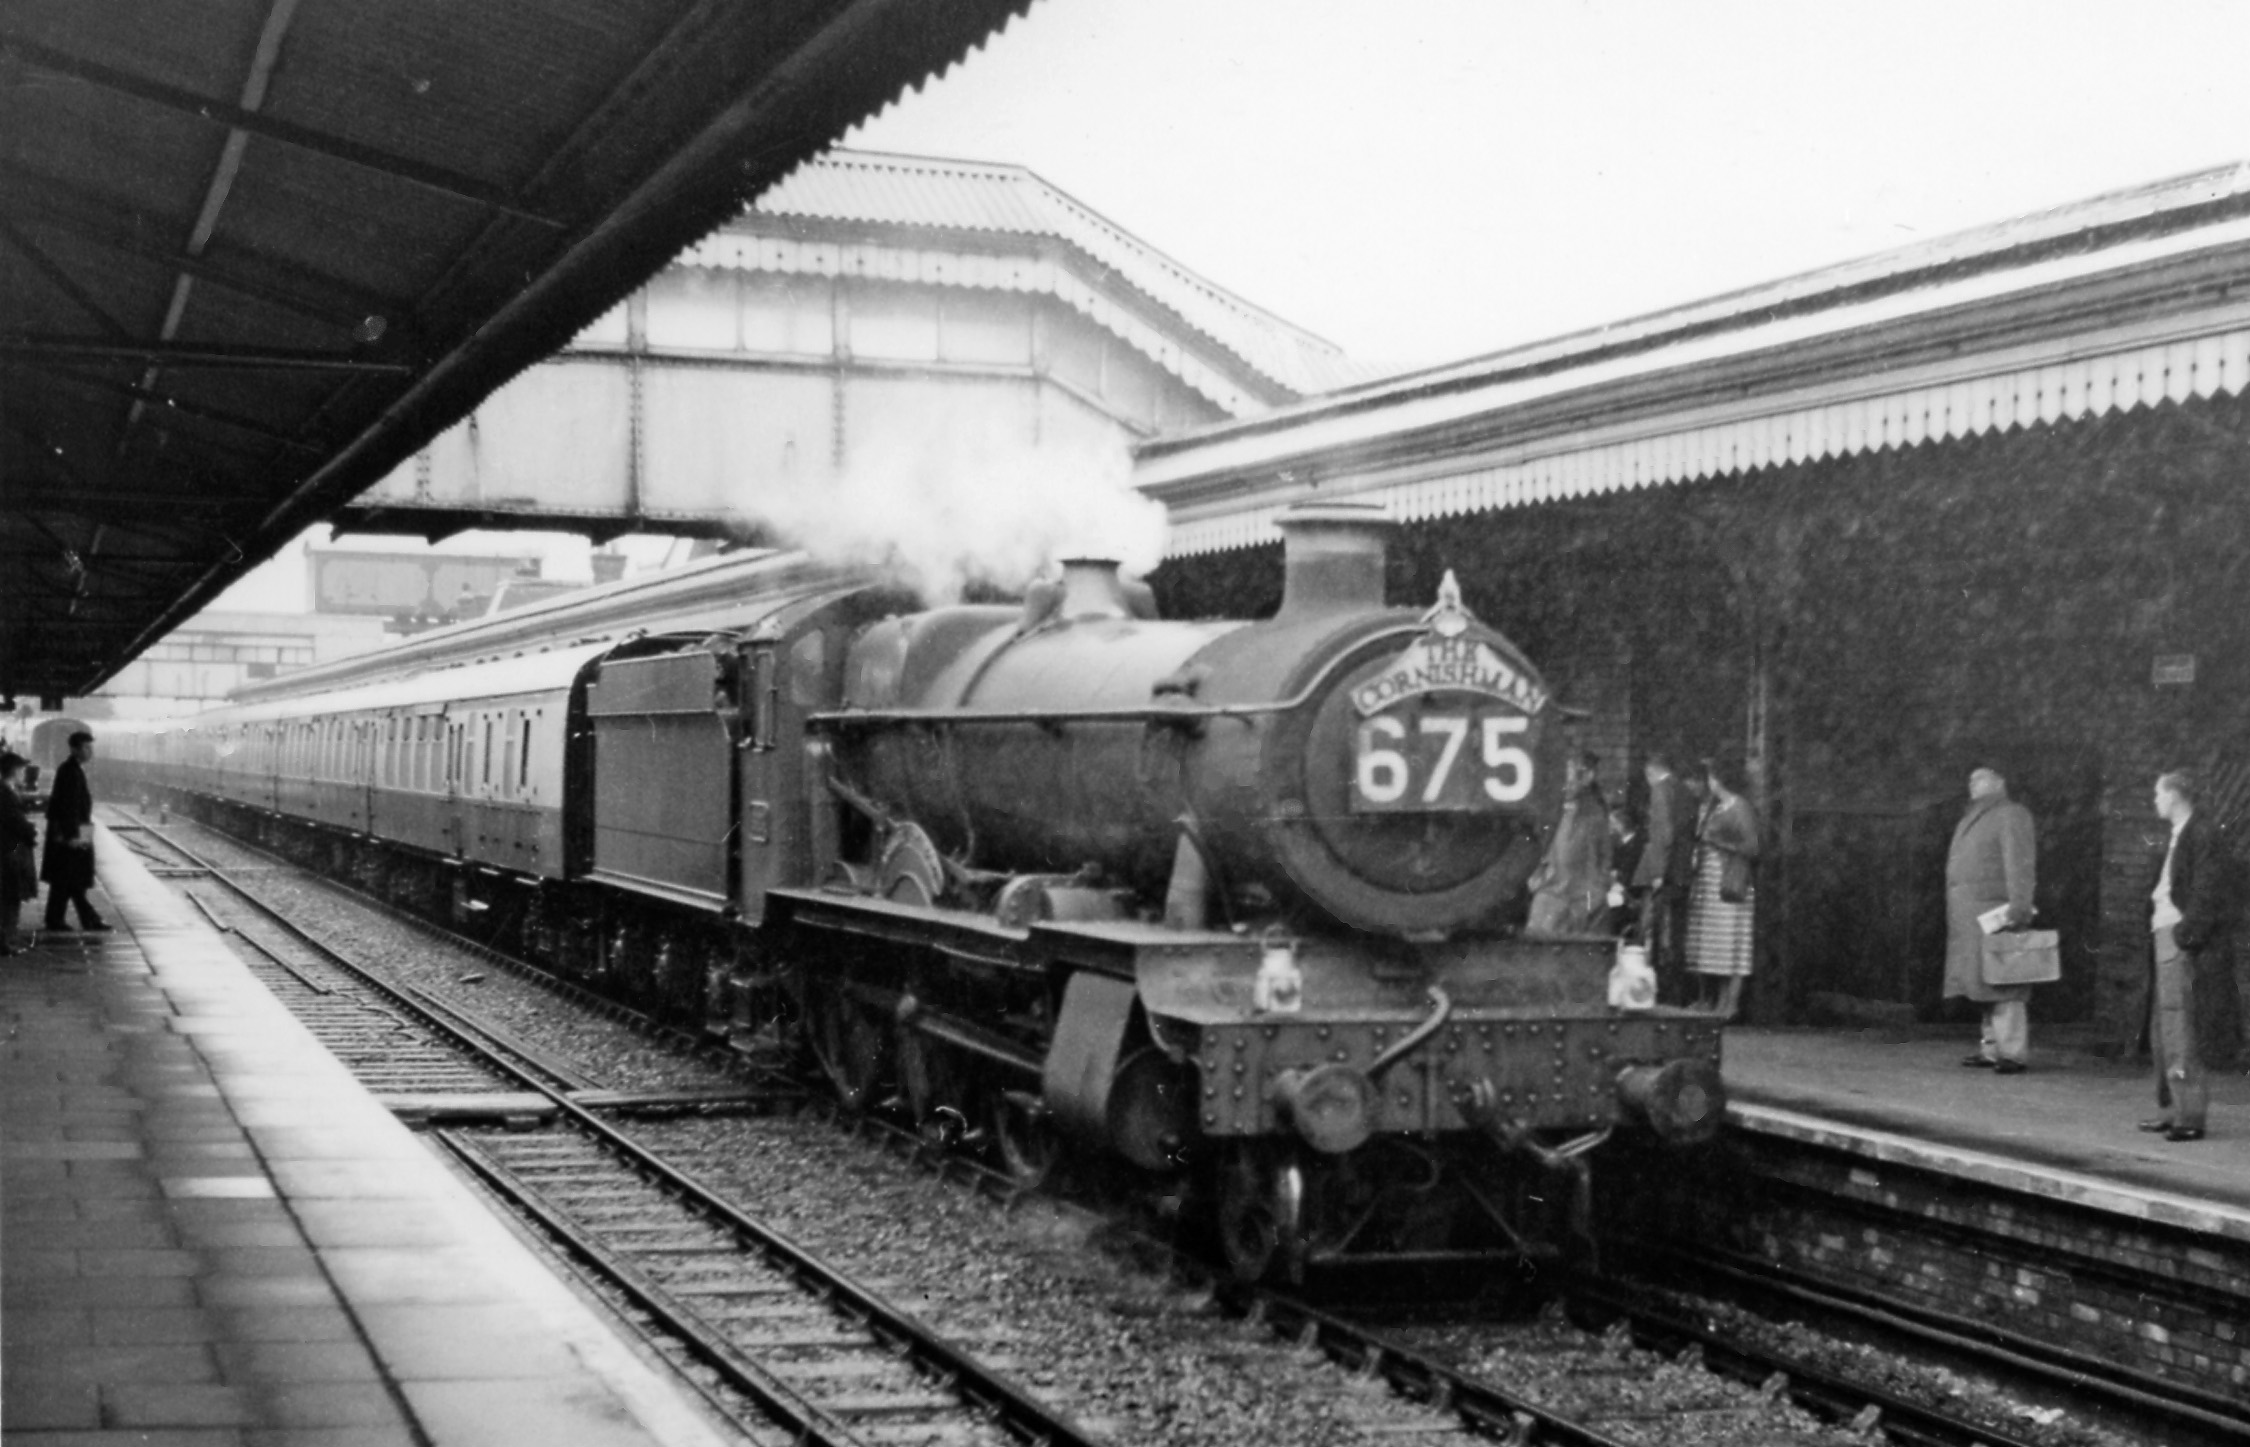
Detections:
1217,1145,1307,1284
809,983,890,1112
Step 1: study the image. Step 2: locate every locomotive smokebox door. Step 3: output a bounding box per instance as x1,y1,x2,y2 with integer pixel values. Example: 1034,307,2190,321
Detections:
1263,565,1560,936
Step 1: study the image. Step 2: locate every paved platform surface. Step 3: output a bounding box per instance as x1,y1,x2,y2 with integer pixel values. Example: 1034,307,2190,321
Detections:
2,820,734,1447
1726,1024,2250,1237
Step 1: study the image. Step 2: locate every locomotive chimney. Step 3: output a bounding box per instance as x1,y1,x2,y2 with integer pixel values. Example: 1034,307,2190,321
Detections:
1057,558,1131,620
1274,502,1395,618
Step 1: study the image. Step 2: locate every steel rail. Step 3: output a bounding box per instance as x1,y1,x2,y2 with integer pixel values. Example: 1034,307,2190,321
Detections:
436,1130,881,1447
704,1083,2091,1447
133,817,753,1081
151,814,775,1080
535,1083,1105,1447
1614,1241,2250,1447
1557,1273,2049,1447
836,1094,2098,1447
133,814,1108,1447
141,830,598,1095
136,811,2143,1446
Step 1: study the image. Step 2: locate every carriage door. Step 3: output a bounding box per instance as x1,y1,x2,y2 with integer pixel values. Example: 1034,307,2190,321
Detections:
354,719,373,834
444,715,466,856
736,643,780,923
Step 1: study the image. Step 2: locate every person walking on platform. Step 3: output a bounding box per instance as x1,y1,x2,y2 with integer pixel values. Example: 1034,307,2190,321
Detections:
0,751,37,955
1526,751,1612,937
1635,750,1697,999
41,730,108,934
1945,765,2036,1073
1685,756,1761,1018
2141,769,2238,1143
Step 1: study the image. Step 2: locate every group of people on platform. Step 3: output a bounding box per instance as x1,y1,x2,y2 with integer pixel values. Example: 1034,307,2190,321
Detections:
1523,746,1762,1018
1942,760,2238,1143
1525,747,2239,1141
0,730,109,955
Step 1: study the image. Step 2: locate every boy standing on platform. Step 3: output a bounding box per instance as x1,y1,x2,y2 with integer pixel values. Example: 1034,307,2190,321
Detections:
2142,769,2237,1143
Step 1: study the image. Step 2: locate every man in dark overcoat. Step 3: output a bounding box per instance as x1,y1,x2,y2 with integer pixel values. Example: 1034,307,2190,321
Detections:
1943,766,2036,1072
0,750,37,955
1634,750,1698,998
2141,769,2239,1141
41,730,108,933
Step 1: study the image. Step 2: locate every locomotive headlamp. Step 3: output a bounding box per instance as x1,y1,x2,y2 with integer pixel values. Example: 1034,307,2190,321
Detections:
1253,927,1303,1014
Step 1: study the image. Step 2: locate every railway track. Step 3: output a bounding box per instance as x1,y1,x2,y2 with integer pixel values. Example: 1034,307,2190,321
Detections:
118,822,759,1118
115,818,1114,1447
839,1118,2092,1447
1609,1239,2250,1447
126,811,2198,1446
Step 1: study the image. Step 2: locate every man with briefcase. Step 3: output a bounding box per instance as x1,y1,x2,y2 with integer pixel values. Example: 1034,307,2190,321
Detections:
1944,766,2041,1074
2143,769,2238,1143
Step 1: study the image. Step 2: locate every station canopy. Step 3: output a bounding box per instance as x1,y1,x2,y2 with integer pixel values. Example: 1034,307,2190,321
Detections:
0,0,1030,704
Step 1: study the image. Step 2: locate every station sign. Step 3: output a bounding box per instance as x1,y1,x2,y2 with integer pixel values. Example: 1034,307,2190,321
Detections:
2152,654,2197,687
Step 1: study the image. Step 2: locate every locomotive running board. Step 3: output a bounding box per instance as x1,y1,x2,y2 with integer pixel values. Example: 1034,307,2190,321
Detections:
768,888,1245,982
766,887,1037,971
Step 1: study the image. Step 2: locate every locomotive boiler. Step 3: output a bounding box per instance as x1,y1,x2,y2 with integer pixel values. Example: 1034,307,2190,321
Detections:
792,503,1725,1281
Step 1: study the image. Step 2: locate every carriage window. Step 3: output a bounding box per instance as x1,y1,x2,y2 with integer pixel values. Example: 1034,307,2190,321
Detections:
501,712,518,797
481,714,494,788
519,716,532,790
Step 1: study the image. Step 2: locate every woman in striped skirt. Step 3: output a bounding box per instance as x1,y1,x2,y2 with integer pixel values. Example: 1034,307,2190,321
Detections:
1686,756,1761,1018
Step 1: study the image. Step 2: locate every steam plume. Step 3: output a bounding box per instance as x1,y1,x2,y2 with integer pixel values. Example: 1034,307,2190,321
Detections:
730,414,1167,600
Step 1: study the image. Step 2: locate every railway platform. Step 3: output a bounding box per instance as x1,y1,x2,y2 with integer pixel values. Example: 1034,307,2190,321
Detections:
1725,1024,2250,1228
1,819,733,1447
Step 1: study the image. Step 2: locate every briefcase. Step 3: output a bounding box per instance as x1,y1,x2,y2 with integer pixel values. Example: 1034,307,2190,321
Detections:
1981,928,2061,986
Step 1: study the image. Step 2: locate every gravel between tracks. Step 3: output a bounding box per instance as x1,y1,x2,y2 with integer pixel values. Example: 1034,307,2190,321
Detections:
138,815,2160,1447
142,818,1467,1445
635,1112,1465,1447
142,819,730,1095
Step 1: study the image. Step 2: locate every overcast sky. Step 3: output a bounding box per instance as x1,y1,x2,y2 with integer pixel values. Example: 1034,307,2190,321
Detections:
848,0,2250,369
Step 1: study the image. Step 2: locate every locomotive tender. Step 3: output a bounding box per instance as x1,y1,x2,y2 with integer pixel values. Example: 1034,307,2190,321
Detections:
110,503,1723,1281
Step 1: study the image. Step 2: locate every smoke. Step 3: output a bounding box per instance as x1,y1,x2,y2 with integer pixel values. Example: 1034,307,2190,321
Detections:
729,414,1169,601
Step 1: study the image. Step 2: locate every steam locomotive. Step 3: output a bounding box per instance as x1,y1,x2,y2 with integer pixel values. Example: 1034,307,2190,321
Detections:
109,502,1724,1281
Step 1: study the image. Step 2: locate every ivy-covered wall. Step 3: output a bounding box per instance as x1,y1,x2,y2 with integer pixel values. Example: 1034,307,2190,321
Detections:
1151,388,2250,1047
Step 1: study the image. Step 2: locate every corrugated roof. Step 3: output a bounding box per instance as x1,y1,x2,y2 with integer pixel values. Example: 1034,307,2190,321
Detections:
1142,167,2250,556
751,150,1378,398
1146,161,2250,462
